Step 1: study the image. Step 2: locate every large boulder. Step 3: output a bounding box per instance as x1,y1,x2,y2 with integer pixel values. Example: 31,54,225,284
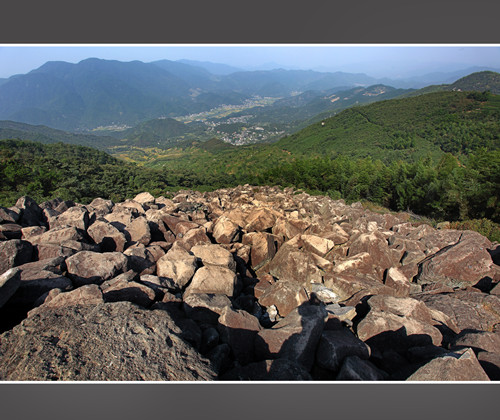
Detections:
185,266,239,297
0,302,217,380
156,246,197,288
415,231,496,288
407,348,490,381
66,251,129,286
87,220,127,252
191,244,236,272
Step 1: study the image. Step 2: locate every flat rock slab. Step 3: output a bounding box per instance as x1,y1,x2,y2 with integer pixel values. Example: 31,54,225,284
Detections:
0,301,216,381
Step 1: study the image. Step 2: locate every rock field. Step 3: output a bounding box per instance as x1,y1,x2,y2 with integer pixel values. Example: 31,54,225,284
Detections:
0,186,499,381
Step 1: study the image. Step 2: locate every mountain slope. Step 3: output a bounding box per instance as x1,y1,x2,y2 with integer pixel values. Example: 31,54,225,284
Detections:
401,71,500,98
275,90,500,161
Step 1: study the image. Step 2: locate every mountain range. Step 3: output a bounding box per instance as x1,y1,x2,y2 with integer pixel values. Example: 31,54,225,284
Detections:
1,57,498,132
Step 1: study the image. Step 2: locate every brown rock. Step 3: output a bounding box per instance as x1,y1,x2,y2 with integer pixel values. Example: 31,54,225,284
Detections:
156,246,197,288
185,265,239,297
191,244,236,271
66,251,129,286
384,267,411,297
175,227,211,250
32,226,86,245
336,356,388,381
102,277,156,307
11,257,72,305
451,330,500,354
50,206,90,231
133,192,155,205
242,232,278,271
258,281,309,317
0,223,23,240
218,306,262,364
416,289,500,333
15,196,44,227
407,348,490,381
29,284,104,316
213,216,241,244
244,208,279,232
36,243,76,261
125,216,151,246
87,220,127,252
415,231,496,288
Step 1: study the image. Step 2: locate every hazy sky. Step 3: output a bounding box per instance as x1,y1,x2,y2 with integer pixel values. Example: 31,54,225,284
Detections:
1,44,499,79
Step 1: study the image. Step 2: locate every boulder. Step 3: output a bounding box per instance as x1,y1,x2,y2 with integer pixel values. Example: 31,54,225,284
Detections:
133,192,155,205
156,246,197,288
35,243,77,261
50,206,89,231
101,276,156,308
66,251,129,286
191,244,236,271
15,196,44,226
125,216,151,246
185,266,239,297
415,231,496,288
0,239,33,274
451,330,500,354
407,348,490,381
384,267,411,297
10,258,72,306
0,302,217,380
87,220,127,252
28,284,104,316
257,281,309,317
217,306,262,365
32,226,86,246
416,289,500,333
213,216,240,244
0,207,19,224
123,247,156,276
0,223,23,240
316,329,371,372
242,232,278,271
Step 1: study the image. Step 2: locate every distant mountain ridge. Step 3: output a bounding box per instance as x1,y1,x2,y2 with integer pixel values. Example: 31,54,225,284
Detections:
0,58,426,132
